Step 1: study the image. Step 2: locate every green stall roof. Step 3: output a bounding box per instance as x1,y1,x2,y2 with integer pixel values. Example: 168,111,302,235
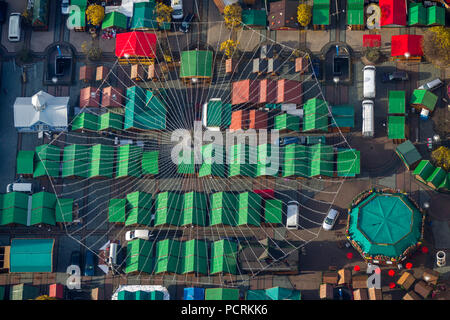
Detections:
388,116,405,140
180,50,213,78
408,3,427,26
264,199,283,224
131,1,158,30
10,284,40,300
155,239,182,274
99,112,123,131
413,160,434,182
257,143,278,177
331,105,355,128
347,0,364,26
102,11,127,30
275,113,299,132
10,238,54,273
1,192,29,226
142,151,159,175
71,0,87,6
154,192,183,226
426,167,447,189
34,159,59,178
35,144,60,161
242,9,267,27
17,151,35,175
55,198,73,223
89,144,115,178
410,89,438,111
125,191,153,226
71,112,98,131
348,191,423,259
210,239,238,274
210,192,237,226
125,239,154,274
395,140,422,169
388,91,406,114
108,198,126,223
205,288,240,300
62,159,89,178
228,144,256,177
30,191,56,226
206,99,232,129
116,144,142,178
182,192,208,226
199,144,225,177
177,149,195,175
313,0,330,25
238,192,261,227
337,149,360,177
181,239,208,274
427,5,445,26
309,143,334,177
282,144,310,178
303,98,329,132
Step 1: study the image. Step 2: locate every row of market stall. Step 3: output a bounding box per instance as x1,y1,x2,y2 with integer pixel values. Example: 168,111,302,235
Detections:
0,191,74,226
125,238,238,275
109,191,284,227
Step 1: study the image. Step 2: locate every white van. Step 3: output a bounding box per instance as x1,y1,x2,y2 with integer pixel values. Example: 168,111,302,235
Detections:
8,13,21,42
418,78,443,91
363,66,376,99
286,201,299,230
6,183,32,194
362,100,374,138
108,242,118,265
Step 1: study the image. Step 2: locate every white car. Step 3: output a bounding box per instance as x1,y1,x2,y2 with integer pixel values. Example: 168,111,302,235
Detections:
322,209,339,231
418,78,443,91
125,229,152,241
286,201,299,230
171,0,183,20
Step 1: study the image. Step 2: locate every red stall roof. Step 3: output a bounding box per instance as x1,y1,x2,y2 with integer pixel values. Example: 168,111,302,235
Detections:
115,32,157,58
380,0,407,26
391,35,423,57
363,34,381,47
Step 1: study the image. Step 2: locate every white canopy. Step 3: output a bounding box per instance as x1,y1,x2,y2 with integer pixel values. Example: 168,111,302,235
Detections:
14,91,69,130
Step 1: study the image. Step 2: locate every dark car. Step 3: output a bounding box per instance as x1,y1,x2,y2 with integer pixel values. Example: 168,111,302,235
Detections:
311,58,322,80
382,71,408,83
84,250,96,276
0,1,8,24
70,251,81,274
179,13,195,33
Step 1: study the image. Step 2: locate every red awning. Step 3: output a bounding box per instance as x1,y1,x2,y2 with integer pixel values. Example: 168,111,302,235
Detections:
380,0,407,26
391,35,423,57
363,34,381,47
115,32,157,58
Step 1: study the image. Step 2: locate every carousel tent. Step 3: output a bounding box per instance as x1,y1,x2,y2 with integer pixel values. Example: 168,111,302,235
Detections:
115,31,157,58
379,0,407,27
347,190,424,261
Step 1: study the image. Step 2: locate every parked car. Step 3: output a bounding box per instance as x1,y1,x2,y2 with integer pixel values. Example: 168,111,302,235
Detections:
8,13,21,42
275,136,305,147
418,78,443,91
382,71,408,83
322,209,339,231
61,0,70,15
84,250,95,276
70,251,81,274
311,58,322,80
125,229,151,241
179,13,195,33
286,201,299,230
363,65,376,99
171,0,183,20
0,1,8,24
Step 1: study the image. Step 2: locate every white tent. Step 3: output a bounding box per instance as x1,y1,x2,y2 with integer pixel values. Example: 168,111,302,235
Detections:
14,90,69,132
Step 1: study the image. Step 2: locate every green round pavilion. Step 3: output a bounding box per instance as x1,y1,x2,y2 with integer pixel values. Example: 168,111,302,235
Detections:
346,189,425,265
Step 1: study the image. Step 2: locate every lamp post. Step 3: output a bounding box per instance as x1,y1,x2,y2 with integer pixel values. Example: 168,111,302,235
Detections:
52,76,58,84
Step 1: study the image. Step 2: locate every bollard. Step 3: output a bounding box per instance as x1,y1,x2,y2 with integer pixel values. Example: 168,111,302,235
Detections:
436,251,446,267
